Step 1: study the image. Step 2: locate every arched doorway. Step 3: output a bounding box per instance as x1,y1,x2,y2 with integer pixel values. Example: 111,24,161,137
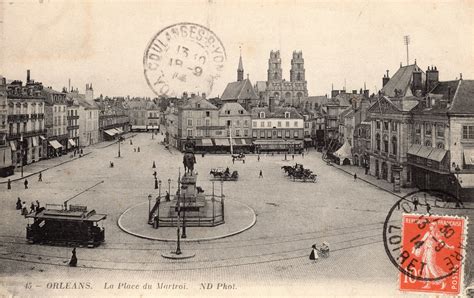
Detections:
375,159,380,177
285,92,291,105
381,162,388,180
354,155,359,166
342,158,351,165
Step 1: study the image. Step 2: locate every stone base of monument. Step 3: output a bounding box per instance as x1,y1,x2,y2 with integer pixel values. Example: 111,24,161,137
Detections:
161,250,196,260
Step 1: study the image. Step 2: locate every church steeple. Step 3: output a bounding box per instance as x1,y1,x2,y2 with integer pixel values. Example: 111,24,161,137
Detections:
237,48,244,82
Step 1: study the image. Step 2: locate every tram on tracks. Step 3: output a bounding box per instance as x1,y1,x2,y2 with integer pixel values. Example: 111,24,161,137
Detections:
26,204,106,248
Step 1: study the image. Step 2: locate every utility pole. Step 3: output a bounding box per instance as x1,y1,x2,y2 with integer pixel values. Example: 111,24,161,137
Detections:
404,35,410,66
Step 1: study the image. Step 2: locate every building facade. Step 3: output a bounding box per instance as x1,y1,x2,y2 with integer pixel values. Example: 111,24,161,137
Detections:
0,76,13,176
42,87,68,157
67,100,80,151
217,102,252,152
6,77,45,168
67,89,100,147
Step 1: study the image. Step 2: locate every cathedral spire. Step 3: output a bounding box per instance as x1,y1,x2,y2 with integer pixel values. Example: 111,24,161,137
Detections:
237,47,244,82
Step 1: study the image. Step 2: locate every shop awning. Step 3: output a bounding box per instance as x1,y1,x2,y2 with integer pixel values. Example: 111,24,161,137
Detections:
202,138,213,146
49,140,63,149
230,139,238,146
333,142,352,160
68,139,76,147
115,128,124,134
427,148,447,162
32,137,38,147
39,135,46,141
304,138,313,142
458,174,474,188
195,139,203,146
10,141,17,151
463,148,474,165
234,139,243,145
105,129,117,136
407,144,422,155
214,138,229,146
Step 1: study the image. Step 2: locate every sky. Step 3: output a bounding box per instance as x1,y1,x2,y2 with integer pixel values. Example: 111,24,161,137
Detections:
1,0,473,98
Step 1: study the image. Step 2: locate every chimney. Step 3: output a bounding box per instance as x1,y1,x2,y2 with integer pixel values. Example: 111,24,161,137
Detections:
27,70,31,83
331,90,340,98
382,70,390,87
460,73,463,80
363,89,369,98
202,92,206,99
426,66,439,92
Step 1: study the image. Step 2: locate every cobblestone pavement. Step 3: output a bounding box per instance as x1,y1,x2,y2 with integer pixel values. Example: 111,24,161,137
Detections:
0,133,472,296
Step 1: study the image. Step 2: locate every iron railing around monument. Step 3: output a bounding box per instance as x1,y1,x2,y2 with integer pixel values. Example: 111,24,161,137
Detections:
150,194,225,228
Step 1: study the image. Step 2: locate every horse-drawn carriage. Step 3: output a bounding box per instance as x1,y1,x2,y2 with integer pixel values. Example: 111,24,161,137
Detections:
231,152,245,162
210,168,239,181
281,163,317,183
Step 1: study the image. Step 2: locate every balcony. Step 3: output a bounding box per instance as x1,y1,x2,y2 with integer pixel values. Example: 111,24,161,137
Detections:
7,129,46,140
67,115,80,120
67,125,80,130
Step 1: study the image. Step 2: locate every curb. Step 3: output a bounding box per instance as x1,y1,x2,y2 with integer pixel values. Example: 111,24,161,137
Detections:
117,199,257,242
0,152,92,184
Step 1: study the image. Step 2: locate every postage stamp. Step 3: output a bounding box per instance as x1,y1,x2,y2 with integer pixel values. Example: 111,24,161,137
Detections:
143,22,227,97
383,190,469,295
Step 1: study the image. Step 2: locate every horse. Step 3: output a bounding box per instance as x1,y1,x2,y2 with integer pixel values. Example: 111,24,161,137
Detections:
183,152,196,175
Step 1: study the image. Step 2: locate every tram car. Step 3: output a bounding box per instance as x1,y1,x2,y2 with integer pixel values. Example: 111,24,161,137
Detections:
26,204,106,248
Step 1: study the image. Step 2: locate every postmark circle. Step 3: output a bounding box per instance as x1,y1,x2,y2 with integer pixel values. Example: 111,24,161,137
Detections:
143,22,227,97
383,189,467,283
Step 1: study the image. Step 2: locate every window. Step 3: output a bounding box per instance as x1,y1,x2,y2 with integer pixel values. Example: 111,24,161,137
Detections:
205,119,210,126
286,121,290,127
204,130,210,137
285,130,290,138
206,111,210,117
462,125,474,140
294,130,299,138
252,121,257,127
376,133,381,151
437,124,444,138
425,140,432,147
239,110,244,115
383,135,389,152
266,130,271,138
391,122,397,132
236,120,240,127
304,122,309,128
272,130,277,137
244,129,248,137
415,123,421,134
260,121,264,128
376,121,380,129
259,112,265,118
285,112,290,118
227,120,231,127
277,121,282,127
294,121,298,127
267,121,271,127
253,130,257,138
437,142,445,149
260,131,265,138
197,130,202,137
236,129,240,137
197,119,201,126
425,123,432,136
244,120,248,127
187,129,193,137
225,110,230,115
383,121,389,131
391,136,397,155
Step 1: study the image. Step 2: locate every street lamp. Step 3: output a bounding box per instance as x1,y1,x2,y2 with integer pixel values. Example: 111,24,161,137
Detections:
175,173,182,255
454,164,462,208
168,178,171,200
117,136,122,157
148,194,152,223
158,180,162,198
181,194,187,238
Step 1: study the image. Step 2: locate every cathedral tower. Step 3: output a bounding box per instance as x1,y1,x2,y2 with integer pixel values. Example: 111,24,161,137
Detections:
267,50,282,82
290,51,305,82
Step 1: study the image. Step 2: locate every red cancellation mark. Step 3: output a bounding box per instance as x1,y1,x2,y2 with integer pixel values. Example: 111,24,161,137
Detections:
143,23,226,97
383,190,468,295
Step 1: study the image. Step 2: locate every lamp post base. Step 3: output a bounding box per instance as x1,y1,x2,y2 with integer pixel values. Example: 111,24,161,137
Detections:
161,251,195,260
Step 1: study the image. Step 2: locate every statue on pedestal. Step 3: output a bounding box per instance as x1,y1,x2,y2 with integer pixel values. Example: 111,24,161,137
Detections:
183,137,196,175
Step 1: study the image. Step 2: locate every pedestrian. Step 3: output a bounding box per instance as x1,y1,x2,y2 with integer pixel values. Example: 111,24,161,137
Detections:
24,179,28,189
292,154,295,160
309,244,319,262
413,196,419,211
354,173,357,181
154,177,158,189
259,170,263,178
30,202,35,213
165,191,170,202
35,200,40,211
426,203,431,214
7,179,11,190
134,148,136,152
202,152,205,158
243,159,245,164
257,155,260,162
138,147,140,152
302,152,305,158
153,171,157,177
16,197,22,210
21,201,27,216
38,172,42,182
152,161,156,168
232,157,235,164
130,140,133,145
69,248,77,267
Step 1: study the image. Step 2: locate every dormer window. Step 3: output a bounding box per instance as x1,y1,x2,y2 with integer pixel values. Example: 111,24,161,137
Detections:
259,112,265,119
284,112,290,118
